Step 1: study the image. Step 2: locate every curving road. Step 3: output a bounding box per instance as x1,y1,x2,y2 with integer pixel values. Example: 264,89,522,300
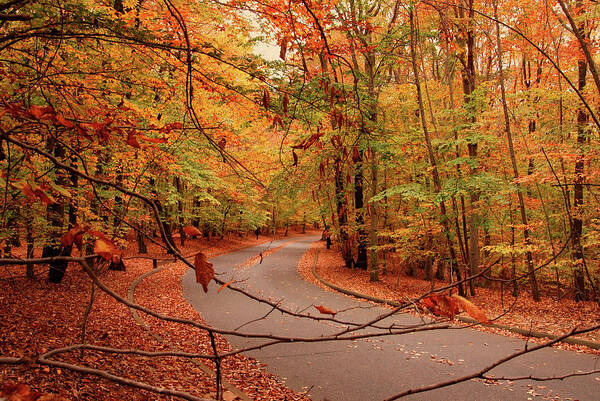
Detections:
182,235,600,400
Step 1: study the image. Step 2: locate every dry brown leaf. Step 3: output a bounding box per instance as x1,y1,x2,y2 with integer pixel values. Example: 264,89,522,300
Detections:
183,225,202,238
314,305,336,316
451,294,491,324
88,230,120,261
60,225,85,249
194,252,214,293
421,294,459,319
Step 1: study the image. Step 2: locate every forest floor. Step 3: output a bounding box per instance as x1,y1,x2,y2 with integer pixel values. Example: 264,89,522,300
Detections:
297,240,600,352
0,230,315,401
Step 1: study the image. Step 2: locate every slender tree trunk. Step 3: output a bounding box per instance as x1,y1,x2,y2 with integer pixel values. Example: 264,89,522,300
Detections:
44,138,71,283
174,176,185,246
26,210,34,278
334,155,352,267
136,221,147,254
494,1,540,301
354,149,368,270
369,147,379,281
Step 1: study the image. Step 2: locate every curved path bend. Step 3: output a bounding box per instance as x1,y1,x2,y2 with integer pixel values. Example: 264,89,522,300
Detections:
182,235,600,401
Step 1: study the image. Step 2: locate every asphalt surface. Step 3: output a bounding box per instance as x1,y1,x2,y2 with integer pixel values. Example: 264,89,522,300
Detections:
182,235,600,400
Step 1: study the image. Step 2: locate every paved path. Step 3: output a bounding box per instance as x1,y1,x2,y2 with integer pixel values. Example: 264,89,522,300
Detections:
182,235,600,400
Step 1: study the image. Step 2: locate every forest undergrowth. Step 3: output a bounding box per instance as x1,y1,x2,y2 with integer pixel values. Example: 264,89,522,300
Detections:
0,231,312,401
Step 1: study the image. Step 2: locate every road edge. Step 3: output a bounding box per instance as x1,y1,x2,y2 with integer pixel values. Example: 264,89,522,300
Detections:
309,247,600,351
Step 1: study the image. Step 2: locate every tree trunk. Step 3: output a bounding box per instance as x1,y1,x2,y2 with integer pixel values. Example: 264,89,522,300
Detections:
174,176,185,246
334,155,352,267
26,210,34,278
369,147,379,282
45,138,71,283
354,149,368,270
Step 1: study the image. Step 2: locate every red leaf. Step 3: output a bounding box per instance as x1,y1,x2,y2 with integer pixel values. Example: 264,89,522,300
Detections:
160,122,183,133
11,181,36,202
126,131,141,148
61,225,85,249
91,122,110,142
12,181,55,205
218,137,226,150
352,145,360,162
262,88,271,109
55,114,75,128
421,294,459,319
183,225,202,238
77,124,92,140
32,185,56,206
1,382,69,400
194,252,214,293
314,305,336,316
279,36,288,60
282,93,289,115
28,105,54,120
89,230,120,261
139,134,168,144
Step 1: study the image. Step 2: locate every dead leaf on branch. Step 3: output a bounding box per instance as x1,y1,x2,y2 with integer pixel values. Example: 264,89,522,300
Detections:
183,225,202,238
421,294,490,324
11,181,56,205
138,134,167,144
126,130,141,148
60,225,86,250
88,230,120,261
27,104,55,120
421,294,459,319
314,305,336,316
194,252,214,293
55,114,75,128
262,88,271,109
451,295,491,324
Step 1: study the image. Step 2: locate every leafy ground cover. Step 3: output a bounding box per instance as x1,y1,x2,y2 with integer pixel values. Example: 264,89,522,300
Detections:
1,231,311,401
